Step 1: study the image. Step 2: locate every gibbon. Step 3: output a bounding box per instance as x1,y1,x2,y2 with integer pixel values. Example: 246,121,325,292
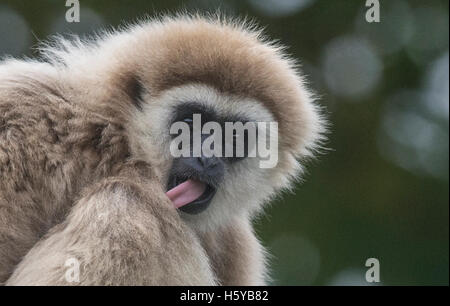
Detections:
0,15,325,285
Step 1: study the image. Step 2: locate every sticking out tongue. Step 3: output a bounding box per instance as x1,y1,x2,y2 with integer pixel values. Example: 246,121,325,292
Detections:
166,179,207,208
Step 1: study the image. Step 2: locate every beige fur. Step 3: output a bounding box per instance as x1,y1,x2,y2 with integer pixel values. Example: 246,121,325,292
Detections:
0,15,325,285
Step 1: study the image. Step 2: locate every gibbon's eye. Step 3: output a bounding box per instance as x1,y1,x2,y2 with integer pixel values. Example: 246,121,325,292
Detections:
183,117,193,124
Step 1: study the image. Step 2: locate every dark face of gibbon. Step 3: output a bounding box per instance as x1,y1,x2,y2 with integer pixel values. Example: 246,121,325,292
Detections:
166,101,259,214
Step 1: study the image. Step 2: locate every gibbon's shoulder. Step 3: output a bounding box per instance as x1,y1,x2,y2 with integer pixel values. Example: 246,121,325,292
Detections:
0,59,58,100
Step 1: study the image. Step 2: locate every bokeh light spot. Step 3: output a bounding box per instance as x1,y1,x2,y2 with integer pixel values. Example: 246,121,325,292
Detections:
327,268,382,286
322,35,382,99
248,0,314,17
355,0,414,55
407,6,449,65
424,52,449,120
268,235,320,285
50,7,104,36
378,90,449,180
0,6,31,57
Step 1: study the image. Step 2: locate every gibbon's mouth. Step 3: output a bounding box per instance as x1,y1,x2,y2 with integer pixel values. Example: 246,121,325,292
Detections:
166,176,216,214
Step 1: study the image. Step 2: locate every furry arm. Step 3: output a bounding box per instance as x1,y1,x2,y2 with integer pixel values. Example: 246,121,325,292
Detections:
6,163,216,285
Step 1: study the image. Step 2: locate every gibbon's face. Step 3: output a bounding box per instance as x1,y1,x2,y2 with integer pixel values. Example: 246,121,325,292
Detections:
124,18,324,230
132,85,278,227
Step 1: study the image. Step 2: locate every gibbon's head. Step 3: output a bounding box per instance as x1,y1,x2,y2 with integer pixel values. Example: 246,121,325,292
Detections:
47,15,326,231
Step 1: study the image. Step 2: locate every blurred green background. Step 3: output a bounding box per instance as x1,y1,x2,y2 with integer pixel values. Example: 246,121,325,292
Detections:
0,0,448,285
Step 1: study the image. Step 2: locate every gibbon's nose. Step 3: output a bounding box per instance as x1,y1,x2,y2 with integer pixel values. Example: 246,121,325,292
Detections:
183,156,224,180
198,156,219,169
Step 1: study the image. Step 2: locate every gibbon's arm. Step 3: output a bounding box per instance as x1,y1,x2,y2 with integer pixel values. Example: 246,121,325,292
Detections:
6,162,216,286
200,218,268,286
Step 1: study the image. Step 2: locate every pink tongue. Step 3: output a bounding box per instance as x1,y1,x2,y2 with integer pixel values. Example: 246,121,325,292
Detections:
166,179,207,208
